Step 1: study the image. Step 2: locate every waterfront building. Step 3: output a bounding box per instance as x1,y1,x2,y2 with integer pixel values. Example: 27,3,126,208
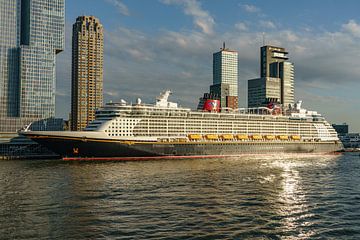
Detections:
248,77,281,108
210,44,238,109
339,133,360,149
0,0,65,132
261,45,288,78
280,61,295,108
248,45,294,108
71,16,104,131
332,123,349,136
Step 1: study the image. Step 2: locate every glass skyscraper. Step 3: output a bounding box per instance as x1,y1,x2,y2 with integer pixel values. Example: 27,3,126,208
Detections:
0,0,64,132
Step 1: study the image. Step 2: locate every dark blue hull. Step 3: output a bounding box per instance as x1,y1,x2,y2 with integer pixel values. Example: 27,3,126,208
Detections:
23,133,343,160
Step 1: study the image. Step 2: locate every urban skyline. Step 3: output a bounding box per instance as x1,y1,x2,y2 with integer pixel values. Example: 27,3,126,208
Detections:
54,1,360,132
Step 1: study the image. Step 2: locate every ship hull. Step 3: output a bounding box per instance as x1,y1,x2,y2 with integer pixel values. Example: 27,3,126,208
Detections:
23,132,343,160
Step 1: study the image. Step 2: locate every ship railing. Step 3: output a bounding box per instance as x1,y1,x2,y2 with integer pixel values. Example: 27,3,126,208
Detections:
155,134,311,143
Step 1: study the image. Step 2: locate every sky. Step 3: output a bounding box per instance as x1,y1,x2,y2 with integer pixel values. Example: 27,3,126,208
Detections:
56,0,360,132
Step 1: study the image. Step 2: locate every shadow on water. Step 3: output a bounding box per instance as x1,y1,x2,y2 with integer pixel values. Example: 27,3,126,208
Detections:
1,154,360,239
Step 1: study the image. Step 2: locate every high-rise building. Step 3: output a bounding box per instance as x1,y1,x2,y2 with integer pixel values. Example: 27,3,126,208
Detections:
332,123,349,136
248,45,294,108
210,44,238,109
71,16,104,131
260,45,288,78
279,61,294,108
248,77,281,108
0,0,65,132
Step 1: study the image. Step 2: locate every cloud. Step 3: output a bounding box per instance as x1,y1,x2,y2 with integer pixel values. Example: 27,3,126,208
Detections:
342,19,360,38
105,27,154,62
161,0,215,35
259,20,276,29
281,30,299,42
235,22,248,31
241,4,260,13
104,0,130,16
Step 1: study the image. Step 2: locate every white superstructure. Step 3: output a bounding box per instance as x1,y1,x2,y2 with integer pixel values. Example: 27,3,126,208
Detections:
83,91,339,142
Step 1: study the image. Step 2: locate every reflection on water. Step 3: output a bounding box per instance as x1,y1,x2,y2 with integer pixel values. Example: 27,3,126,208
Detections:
1,154,360,239
275,159,313,238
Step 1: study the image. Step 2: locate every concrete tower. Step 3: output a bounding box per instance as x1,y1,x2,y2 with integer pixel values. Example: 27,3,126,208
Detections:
210,43,239,109
71,16,104,131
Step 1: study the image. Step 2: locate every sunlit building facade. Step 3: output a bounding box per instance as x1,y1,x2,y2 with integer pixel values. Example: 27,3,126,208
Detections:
248,45,294,108
0,0,65,132
71,16,104,131
280,61,294,108
211,44,238,109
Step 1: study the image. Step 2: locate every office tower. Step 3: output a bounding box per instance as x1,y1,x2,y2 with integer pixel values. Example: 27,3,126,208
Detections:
210,43,238,109
248,77,281,108
248,45,294,108
71,16,104,131
261,45,288,78
332,123,349,136
279,61,294,108
0,0,65,132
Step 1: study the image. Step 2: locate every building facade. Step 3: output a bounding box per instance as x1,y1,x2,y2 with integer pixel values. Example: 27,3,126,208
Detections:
280,61,294,108
248,45,294,108
261,45,288,78
0,0,65,132
248,77,281,108
332,123,349,136
71,16,104,131
210,44,238,109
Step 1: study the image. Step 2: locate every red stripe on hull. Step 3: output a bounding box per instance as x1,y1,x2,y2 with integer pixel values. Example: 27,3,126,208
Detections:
63,152,342,161
63,155,228,161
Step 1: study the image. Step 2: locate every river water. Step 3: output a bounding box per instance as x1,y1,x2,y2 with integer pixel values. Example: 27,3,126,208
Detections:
1,153,360,239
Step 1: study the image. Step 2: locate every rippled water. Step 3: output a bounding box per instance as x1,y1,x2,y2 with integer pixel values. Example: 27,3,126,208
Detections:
1,153,360,239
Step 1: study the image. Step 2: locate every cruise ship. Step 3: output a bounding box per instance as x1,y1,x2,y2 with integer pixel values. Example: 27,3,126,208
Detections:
22,91,343,160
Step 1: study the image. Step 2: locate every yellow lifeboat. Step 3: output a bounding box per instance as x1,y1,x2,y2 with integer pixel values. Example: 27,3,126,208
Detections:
278,135,289,140
251,135,263,140
291,135,301,140
265,135,276,140
205,134,219,140
221,134,233,140
236,134,249,140
188,134,202,140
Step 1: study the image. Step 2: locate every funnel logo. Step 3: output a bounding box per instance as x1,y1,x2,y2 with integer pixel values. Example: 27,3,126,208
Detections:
210,101,218,108
203,99,220,112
